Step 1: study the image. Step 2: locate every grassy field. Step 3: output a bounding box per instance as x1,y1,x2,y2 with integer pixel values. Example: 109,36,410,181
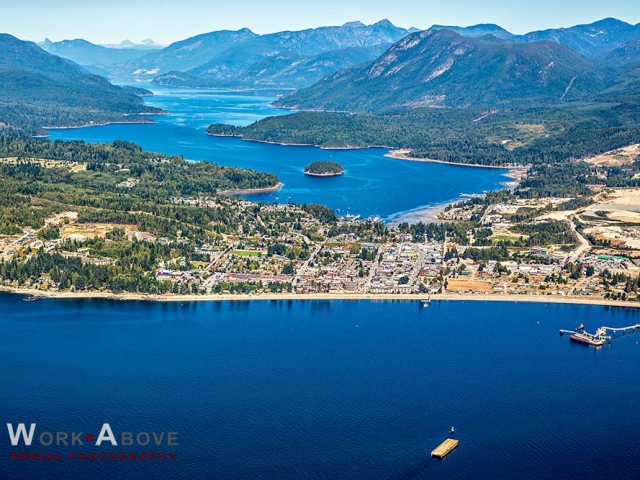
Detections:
230,250,263,257
491,234,522,244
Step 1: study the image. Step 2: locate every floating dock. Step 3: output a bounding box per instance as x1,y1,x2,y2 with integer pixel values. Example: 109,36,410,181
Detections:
431,438,458,459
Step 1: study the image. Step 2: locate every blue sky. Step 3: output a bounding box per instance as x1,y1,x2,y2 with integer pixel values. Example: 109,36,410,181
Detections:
3,0,640,45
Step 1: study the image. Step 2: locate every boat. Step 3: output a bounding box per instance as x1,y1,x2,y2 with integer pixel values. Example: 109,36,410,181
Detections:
22,296,37,302
570,332,605,347
577,323,584,331
450,426,455,434
421,296,431,307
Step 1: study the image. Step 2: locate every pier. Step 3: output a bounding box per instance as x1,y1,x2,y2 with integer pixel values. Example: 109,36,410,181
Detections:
431,438,458,459
560,323,640,346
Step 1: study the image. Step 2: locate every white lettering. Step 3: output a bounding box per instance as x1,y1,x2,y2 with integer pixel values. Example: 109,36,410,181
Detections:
96,423,117,446
7,423,36,446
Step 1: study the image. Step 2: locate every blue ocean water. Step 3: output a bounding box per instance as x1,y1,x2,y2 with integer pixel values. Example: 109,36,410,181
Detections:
1,293,640,479
47,87,509,221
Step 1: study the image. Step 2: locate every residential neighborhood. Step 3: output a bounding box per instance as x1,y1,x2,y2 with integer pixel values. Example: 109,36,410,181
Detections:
4,189,640,302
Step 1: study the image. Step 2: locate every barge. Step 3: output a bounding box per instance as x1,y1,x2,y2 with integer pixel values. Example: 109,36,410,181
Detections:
431,438,458,459
569,332,605,347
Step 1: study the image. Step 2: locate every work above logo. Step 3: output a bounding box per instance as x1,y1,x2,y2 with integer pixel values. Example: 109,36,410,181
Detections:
7,423,178,447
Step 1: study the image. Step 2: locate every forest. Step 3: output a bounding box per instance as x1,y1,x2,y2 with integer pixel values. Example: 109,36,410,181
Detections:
0,138,279,240
208,101,640,169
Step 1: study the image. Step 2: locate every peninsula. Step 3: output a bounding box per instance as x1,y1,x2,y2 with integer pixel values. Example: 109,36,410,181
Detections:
3,136,640,310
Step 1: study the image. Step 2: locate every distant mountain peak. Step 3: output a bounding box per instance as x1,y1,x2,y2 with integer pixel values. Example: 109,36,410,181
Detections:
591,17,631,27
521,17,639,55
105,39,166,49
431,23,514,40
474,23,509,30
373,19,395,28
343,21,366,28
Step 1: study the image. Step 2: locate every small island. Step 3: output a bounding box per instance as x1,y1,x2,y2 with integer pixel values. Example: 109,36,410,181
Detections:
304,161,345,177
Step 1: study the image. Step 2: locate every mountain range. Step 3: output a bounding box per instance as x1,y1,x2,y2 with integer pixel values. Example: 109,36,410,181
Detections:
38,21,411,88
434,18,640,56
152,43,393,89
131,20,412,88
39,18,640,92
4,16,640,134
43,39,154,67
0,34,159,134
274,29,610,111
115,28,259,78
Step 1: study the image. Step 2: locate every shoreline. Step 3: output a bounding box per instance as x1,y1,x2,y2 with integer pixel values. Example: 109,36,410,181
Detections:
4,286,640,309
386,149,529,180
386,149,528,197
41,119,156,136
387,200,454,225
206,135,529,183
218,182,283,196
150,84,295,94
304,171,344,177
206,132,388,151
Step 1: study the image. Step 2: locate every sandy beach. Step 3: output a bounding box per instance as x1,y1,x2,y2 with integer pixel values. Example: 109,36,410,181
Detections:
384,149,529,224
387,201,452,225
386,149,528,187
4,286,640,309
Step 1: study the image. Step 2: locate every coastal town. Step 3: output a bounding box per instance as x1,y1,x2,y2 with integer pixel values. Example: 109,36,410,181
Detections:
4,177,640,305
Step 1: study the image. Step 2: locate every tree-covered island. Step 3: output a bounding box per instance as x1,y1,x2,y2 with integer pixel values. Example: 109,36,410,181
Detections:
303,161,344,176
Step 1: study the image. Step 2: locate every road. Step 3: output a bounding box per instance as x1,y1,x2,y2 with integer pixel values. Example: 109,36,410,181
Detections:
293,244,322,285
567,216,591,263
364,251,382,292
408,249,426,291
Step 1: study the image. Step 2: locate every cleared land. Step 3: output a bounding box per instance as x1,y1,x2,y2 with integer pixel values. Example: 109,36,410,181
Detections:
0,157,87,172
583,144,640,167
60,223,148,239
446,279,494,293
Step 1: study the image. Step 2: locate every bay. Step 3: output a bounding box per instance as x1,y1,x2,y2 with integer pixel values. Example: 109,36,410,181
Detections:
1,294,639,479
47,86,510,221
16,85,640,480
